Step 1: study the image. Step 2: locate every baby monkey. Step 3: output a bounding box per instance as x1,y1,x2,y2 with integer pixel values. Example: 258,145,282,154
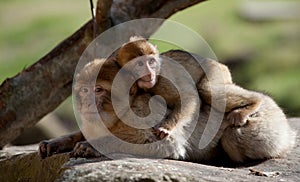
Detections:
116,36,202,138
115,36,262,138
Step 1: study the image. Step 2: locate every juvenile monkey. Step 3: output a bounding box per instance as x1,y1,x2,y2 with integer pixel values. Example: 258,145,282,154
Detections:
115,37,262,138
39,56,295,164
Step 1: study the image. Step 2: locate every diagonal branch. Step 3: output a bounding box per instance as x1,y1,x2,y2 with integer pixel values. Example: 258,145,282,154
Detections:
0,0,206,148
0,20,94,148
96,0,113,33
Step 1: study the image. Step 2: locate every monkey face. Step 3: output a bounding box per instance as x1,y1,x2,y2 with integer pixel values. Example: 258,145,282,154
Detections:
116,37,160,90
75,82,110,117
73,58,122,125
129,55,160,89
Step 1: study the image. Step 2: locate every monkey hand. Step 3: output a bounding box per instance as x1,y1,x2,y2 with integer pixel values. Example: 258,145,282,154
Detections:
39,138,72,159
39,140,55,159
227,108,249,127
70,141,102,158
152,126,171,140
227,107,259,127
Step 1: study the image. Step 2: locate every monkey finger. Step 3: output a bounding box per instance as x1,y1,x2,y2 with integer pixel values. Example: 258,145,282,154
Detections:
71,141,101,158
151,127,160,135
38,140,48,159
70,147,79,158
70,148,83,158
47,142,58,157
72,143,83,157
83,147,102,158
159,131,169,139
153,127,170,139
227,109,251,127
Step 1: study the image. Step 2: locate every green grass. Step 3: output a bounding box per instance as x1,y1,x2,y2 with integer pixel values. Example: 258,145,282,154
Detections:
0,0,299,116
0,0,90,122
0,0,90,81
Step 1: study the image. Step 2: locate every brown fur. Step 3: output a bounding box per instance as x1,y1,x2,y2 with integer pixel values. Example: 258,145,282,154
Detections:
39,52,296,164
117,38,158,67
115,37,263,139
115,37,296,162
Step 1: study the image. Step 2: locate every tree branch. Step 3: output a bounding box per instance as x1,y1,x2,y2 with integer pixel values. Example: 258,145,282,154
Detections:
0,20,94,148
96,0,113,33
0,0,206,148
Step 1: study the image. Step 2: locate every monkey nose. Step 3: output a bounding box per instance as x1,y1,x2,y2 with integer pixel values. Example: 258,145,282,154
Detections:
142,74,153,82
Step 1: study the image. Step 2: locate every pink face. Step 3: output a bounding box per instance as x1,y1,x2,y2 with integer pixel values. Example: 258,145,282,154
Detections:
77,85,103,113
131,55,160,89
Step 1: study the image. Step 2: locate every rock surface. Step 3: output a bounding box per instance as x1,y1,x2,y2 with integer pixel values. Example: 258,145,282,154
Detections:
1,118,299,182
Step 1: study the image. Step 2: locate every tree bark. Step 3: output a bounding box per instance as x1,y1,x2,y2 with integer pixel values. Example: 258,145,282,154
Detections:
0,0,206,148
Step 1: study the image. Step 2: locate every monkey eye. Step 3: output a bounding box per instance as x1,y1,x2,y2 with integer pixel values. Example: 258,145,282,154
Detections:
80,87,89,93
94,86,103,93
148,58,156,65
137,61,144,66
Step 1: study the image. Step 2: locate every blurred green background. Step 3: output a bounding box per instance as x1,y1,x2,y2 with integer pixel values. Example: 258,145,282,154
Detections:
0,0,299,128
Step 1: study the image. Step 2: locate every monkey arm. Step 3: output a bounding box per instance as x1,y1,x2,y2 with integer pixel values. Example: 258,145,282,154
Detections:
225,85,262,112
80,133,184,160
197,59,261,116
201,82,262,112
199,81,263,126
39,131,85,159
152,80,200,139
162,95,199,129
224,85,263,126
221,92,296,163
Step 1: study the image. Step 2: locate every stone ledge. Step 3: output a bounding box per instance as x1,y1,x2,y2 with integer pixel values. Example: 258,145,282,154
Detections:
1,118,299,182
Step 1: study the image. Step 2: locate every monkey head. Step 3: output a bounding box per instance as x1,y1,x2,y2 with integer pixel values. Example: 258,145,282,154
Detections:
116,36,160,89
74,58,120,128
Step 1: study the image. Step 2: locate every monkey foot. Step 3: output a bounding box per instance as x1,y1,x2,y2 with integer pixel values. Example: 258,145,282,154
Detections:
39,139,71,159
70,141,101,158
227,109,249,127
152,127,170,140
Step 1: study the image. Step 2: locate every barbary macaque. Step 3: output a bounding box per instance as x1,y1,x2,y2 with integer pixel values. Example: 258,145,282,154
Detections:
115,36,262,138
39,55,296,164
161,50,262,127
219,85,296,162
116,36,202,139
162,50,296,163
40,58,185,159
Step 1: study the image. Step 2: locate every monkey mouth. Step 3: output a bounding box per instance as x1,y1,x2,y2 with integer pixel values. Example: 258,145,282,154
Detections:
138,79,156,89
141,78,154,82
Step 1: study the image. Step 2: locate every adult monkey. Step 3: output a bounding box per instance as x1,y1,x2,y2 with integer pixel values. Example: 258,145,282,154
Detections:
40,58,184,159
40,55,296,163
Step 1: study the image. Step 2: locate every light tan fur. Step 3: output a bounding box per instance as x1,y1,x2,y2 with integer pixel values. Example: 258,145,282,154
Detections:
162,50,296,162
220,85,296,162
39,52,296,164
